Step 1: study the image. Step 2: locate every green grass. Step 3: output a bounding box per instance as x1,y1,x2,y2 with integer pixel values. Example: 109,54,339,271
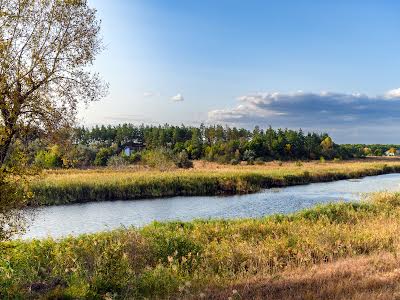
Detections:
31,160,400,205
2,192,400,299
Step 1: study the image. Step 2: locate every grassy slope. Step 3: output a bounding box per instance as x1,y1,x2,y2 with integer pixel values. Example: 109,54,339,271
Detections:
205,252,400,300
31,159,400,205
2,192,400,299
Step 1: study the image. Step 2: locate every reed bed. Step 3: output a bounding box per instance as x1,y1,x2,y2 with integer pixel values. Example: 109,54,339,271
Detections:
2,192,400,298
31,160,400,205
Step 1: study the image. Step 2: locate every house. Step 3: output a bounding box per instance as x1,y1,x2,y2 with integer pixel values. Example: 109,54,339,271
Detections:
385,149,400,156
123,141,145,156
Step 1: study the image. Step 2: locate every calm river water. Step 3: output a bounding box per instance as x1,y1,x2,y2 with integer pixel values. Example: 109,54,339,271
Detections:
21,173,400,239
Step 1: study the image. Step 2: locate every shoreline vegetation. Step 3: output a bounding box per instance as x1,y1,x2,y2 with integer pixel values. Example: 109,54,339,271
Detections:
31,159,400,206
2,192,400,298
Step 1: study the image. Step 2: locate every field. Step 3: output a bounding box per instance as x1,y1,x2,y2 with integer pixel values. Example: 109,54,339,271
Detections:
31,158,400,205
2,192,400,299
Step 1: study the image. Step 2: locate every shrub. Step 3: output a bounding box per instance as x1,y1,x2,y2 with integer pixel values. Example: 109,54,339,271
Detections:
129,152,142,164
94,148,114,167
142,148,176,170
243,150,255,164
34,145,63,169
230,159,240,165
174,150,193,169
71,145,97,168
107,155,129,168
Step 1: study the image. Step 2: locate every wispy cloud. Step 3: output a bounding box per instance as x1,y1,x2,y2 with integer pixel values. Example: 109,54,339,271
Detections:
208,89,400,143
102,114,152,124
143,92,155,98
143,91,161,98
171,93,184,102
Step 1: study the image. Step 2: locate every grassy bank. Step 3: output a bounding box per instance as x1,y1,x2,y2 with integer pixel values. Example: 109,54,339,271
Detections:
2,192,400,299
31,159,400,205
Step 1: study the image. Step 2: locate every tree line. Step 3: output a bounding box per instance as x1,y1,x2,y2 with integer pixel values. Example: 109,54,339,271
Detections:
20,123,398,169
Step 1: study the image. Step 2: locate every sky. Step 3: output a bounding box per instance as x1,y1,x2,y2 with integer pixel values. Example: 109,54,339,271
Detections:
82,0,400,143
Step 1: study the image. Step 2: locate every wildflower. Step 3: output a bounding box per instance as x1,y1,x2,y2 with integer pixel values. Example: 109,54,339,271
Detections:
167,256,173,263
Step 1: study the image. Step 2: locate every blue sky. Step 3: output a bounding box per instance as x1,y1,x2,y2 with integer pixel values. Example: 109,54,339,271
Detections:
83,0,400,143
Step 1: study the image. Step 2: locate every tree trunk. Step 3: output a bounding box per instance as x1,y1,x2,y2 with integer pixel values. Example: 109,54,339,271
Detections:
0,130,14,166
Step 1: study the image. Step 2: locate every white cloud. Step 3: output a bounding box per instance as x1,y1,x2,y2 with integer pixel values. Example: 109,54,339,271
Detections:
171,93,184,102
384,88,400,99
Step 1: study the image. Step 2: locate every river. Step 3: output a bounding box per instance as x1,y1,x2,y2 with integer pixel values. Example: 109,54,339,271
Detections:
21,173,400,239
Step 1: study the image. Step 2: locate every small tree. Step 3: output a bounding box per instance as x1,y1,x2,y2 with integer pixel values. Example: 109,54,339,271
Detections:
0,0,106,239
320,136,334,158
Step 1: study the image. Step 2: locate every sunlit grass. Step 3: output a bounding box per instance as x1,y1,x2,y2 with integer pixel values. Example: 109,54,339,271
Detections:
2,192,400,298
31,159,400,205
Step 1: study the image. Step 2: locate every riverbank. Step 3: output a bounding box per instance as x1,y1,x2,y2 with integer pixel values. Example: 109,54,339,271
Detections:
2,192,400,299
31,159,400,205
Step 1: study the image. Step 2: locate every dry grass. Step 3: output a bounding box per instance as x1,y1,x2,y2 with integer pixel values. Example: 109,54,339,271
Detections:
31,159,400,205
203,252,400,300
4,193,400,298
42,159,400,181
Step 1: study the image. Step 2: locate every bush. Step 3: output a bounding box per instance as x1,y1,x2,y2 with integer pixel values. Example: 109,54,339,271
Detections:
142,148,176,170
71,145,97,168
243,150,255,164
174,151,193,169
107,155,129,168
230,159,240,165
94,148,114,167
34,145,63,169
128,152,142,164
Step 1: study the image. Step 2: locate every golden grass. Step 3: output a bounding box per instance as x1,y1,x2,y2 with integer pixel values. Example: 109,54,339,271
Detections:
41,159,400,184
3,192,400,298
202,252,400,300
31,159,400,205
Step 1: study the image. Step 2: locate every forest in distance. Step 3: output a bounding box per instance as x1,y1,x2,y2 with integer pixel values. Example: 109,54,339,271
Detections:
19,123,400,169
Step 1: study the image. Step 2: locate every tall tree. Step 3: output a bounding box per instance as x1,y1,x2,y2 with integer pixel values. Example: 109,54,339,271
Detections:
0,0,106,239
0,0,107,164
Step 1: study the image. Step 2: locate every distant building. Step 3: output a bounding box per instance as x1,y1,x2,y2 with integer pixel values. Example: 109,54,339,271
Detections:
123,141,145,156
385,149,400,156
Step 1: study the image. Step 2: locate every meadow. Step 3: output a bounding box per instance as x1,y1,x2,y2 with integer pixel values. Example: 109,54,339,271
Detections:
31,159,400,205
2,192,400,299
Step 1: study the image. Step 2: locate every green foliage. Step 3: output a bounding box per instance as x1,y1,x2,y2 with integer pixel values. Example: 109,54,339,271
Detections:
142,148,176,170
34,145,63,169
94,147,114,167
128,152,142,164
73,124,347,164
0,148,34,240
